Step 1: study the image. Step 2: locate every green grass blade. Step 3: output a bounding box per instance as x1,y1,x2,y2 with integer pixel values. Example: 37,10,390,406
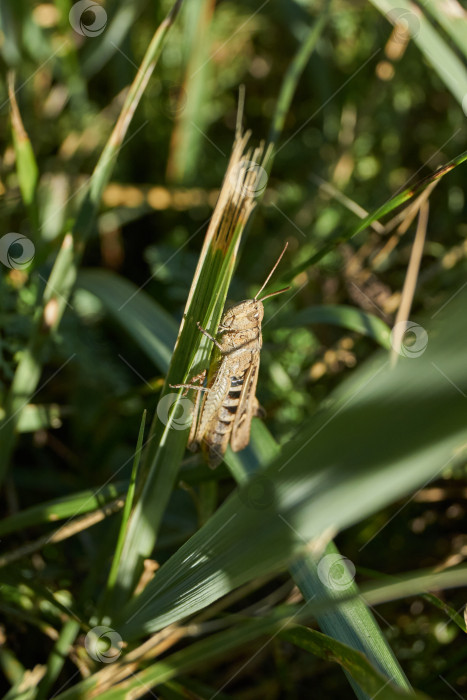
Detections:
53,607,302,700
76,253,403,695
166,0,215,182
35,619,81,700
268,3,330,149
77,270,178,372
230,424,410,697
101,410,146,613
290,544,411,698
8,72,39,223
281,625,428,700
0,482,126,537
420,0,467,58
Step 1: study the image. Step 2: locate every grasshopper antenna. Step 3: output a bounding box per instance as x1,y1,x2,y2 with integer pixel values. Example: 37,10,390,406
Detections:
255,242,289,302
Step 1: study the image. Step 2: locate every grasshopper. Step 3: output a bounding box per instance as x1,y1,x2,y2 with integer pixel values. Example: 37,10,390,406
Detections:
171,243,289,468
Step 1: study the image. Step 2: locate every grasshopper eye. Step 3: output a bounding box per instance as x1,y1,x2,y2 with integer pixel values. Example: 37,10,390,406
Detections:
247,311,260,321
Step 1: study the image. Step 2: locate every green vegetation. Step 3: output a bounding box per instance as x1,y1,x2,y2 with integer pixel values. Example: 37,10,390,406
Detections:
0,1,466,698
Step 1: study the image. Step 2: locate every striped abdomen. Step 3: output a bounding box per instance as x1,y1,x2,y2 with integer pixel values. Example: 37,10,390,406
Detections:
203,373,245,468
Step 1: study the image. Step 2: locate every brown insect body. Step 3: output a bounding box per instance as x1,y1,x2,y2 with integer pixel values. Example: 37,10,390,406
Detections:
171,244,288,469
196,299,265,468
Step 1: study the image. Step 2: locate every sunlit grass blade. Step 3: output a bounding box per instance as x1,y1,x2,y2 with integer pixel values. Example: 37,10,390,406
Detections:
0,498,124,568
289,544,411,698
422,592,466,633
54,601,430,700
420,0,467,57
80,254,404,695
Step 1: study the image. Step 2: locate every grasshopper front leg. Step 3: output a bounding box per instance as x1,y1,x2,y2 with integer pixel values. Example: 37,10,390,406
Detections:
196,321,223,351
169,319,221,394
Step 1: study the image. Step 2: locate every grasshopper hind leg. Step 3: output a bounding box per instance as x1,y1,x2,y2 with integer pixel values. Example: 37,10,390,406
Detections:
169,370,207,451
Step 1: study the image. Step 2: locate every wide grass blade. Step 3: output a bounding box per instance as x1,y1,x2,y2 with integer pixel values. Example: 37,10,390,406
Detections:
230,425,410,698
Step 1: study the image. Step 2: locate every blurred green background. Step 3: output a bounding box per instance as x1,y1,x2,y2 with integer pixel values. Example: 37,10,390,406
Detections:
1,0,466,697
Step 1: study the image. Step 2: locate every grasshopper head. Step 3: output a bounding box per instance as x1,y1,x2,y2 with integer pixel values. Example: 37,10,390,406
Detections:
221,299,264,331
